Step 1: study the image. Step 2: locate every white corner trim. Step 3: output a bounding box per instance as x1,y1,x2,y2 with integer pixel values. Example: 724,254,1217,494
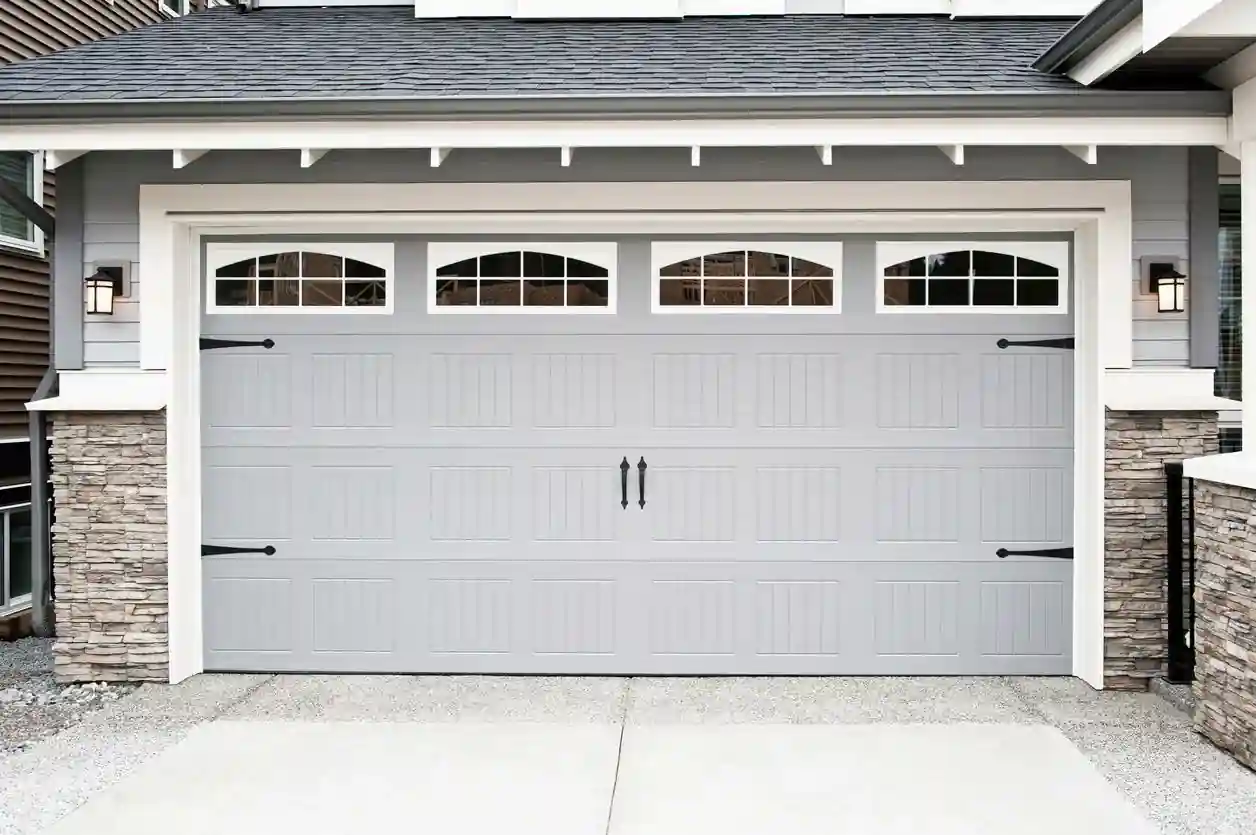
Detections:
26,370,168,412
1068,17,1145,86
1104,368,1236,411
1184,452,1256,491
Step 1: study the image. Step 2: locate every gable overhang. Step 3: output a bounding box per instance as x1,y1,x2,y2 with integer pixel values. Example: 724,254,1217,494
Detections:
1038,0,1256,88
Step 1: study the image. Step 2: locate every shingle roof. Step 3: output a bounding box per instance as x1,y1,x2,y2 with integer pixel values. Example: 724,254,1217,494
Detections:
0,6,1088,105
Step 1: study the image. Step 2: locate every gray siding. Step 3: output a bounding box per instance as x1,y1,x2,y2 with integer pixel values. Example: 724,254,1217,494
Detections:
0,0,163,64
76,145,1191,368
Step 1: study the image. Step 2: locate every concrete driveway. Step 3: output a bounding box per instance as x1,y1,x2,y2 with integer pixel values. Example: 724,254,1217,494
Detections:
3,676,1256,835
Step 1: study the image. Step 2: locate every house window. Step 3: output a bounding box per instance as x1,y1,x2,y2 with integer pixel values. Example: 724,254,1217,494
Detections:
206,243,394,313
877,242,1068,313
651,243,842,312
428,243,616,313
0,151,42,253
1,503,33,613
1218,183,1242,410
158,0,185,16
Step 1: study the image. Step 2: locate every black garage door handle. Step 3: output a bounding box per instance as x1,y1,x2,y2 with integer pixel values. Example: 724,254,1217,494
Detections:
620,457,630,509
638,457,647,509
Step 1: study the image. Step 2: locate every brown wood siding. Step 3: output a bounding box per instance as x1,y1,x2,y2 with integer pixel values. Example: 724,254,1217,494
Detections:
0,2,159,437
0,0,164,64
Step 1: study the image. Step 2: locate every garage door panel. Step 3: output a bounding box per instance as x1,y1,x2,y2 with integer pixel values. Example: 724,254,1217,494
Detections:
202,558,1070,674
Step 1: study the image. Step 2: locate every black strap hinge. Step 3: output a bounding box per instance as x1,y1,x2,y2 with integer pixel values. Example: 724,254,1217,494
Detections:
996,547,1074,560
202,544,276,557
200,337,275,351
997,337,1075,351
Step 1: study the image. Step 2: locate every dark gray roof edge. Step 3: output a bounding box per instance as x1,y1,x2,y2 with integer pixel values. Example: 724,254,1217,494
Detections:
0,89,1230,123
1033,0,1143,74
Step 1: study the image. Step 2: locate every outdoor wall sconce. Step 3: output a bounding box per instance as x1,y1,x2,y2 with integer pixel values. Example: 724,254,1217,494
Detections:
1155,268,1187,314
84,269,116,315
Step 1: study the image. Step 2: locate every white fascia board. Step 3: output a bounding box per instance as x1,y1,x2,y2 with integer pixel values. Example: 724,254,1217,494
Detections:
1143,0,1225,50
412,0,512,15
1068,18,1144,86
0,116,1229,153
844,0,948,12
26,370,168,412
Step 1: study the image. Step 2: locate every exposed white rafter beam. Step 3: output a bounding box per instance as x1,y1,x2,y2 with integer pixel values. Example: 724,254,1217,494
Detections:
0,117,1227,154
815,144,832,165
44,150,88,170
1218,143,1242,161
690,145,701,166
300,148,328,168
1068,17,1144,86
561,146,573,167
939,144,964,165
430,147,451,167
1065,144,1099,165
172,149,207,169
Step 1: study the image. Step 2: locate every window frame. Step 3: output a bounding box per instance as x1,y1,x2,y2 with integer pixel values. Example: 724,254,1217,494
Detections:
427,242,618,314
650,241,843,314
205,241,395,315
0,500,34,615
0,151,45,255
875,240,1070,315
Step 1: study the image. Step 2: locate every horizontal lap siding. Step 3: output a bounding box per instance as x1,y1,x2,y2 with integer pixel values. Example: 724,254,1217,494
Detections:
0,248,48,438
0,0,162,64
78,146,1192,369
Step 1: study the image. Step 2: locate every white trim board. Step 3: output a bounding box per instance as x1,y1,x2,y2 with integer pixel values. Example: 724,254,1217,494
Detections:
133,181,1123,688
0,116,1230,155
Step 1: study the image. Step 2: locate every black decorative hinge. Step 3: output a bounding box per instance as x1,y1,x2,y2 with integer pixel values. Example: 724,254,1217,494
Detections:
996,337,1075,351
200,337,275,351
201,544,277,557
996,547,1074,560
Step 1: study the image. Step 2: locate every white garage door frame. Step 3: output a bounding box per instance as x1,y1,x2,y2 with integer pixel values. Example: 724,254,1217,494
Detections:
135,179,1130,687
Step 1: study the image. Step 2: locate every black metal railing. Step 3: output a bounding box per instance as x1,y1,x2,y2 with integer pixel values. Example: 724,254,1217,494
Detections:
1165,462,1196,683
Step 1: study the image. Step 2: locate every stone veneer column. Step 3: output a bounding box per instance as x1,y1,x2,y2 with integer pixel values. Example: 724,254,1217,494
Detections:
1104,410,1218,690
1193,481,1256,770
50,412,168,683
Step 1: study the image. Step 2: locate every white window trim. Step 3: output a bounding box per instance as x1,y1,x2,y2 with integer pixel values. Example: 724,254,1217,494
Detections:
875,240,1070,315
0,151,44,255
427,241,618,314
205,241,395,314
650,241,843,314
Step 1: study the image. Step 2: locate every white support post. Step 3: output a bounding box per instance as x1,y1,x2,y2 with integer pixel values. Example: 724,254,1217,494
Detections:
561,146,574,167
939,144,965,165
430,147,451,167
690,145,701,167
300,148,328,168
815,145,832,165
44,150,88,170
172,149,207,169
1065,144,1099,165
1243,141,1256,450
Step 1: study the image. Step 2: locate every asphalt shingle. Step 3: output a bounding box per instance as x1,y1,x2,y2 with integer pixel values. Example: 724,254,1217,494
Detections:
0,6,1087,105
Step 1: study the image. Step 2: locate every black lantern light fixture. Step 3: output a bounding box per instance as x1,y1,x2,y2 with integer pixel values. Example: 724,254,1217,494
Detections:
84,269,117,315
1155,268,1187,314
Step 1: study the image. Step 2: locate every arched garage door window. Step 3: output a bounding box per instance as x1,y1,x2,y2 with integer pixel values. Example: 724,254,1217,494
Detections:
877,242,1069,314
428,243,617,313
650,242,843,312
206,242,394,313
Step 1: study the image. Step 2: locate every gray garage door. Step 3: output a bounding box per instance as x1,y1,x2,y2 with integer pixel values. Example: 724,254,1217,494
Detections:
201,239,1073,674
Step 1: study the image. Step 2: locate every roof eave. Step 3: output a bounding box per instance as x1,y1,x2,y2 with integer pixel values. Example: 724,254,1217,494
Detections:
0,88,1231,123
1033,0,1144,75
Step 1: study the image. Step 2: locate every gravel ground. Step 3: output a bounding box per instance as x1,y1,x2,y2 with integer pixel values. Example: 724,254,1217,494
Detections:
0,638,135,756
